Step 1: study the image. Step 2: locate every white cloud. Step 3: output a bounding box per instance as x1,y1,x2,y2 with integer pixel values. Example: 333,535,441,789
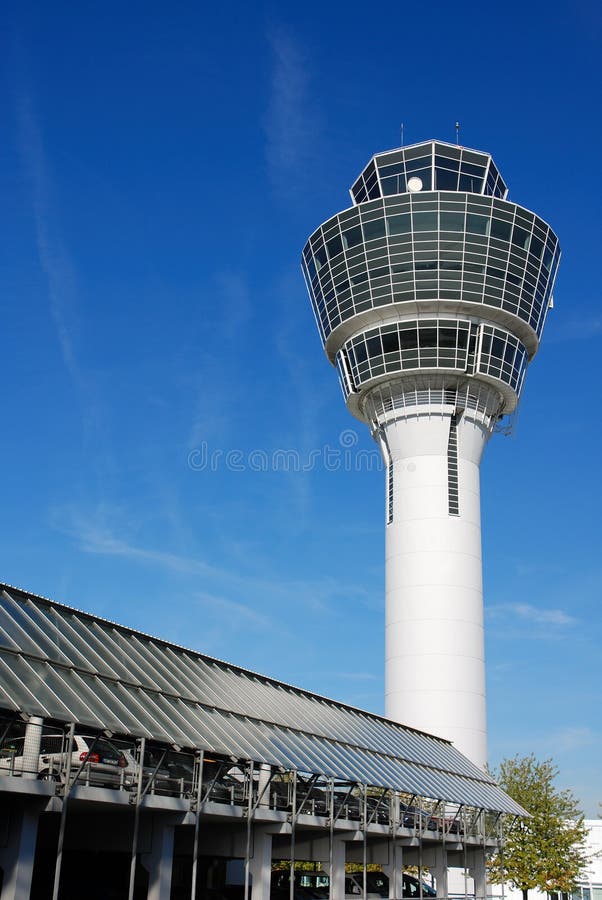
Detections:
15,81,110,470
487,602,577,626
53,503,370,617
547,315,602,343
16,91,81,385
545,726,594,754
53,506,219,577
328,672,378,682
264,27,316,193
193,590,283,634
491,726,595,764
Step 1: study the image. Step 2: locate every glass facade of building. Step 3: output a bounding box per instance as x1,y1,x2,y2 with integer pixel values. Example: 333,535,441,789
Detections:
302,191,560,347
350,141,507,204
301,140,560,419
336,319,528,401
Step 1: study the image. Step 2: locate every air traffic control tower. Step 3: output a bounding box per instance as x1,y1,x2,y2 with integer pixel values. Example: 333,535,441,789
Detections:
301,141,560,769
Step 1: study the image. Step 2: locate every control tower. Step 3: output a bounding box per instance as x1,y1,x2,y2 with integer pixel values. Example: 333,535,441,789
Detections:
301,141,560,768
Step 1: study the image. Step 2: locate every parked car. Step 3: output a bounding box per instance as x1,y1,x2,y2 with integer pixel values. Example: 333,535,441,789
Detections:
366,794,391,825
430,813,464,835
401,874,436,898
344,872,436,899
399,803,438,831
345,871,389,898
275,871,435,900
0,731,135,788
142,747,196,796
271,870,330,900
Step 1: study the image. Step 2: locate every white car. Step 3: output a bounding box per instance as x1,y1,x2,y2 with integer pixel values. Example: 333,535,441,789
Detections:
0,731,135,788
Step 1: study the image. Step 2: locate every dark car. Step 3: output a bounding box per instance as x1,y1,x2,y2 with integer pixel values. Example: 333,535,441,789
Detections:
399,803,437,831
142,748,197,796
402,874,436,898
344,871,436,899
271,871,330,900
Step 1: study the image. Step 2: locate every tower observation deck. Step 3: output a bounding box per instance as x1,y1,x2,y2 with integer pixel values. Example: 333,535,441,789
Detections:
301,140,560,769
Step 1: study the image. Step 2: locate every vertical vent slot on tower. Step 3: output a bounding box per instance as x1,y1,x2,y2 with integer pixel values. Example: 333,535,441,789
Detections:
448,415,460,516
386,463,394,525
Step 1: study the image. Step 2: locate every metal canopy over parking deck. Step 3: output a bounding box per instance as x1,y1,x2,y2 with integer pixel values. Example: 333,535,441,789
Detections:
0,582,522,817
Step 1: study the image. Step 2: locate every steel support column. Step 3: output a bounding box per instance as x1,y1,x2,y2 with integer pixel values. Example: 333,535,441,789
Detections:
51,722,75,900
191,750,204,900
128,736,146,900
244,762,255,900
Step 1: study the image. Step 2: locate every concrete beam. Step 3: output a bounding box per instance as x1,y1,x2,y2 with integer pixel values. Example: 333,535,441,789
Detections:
248,828,273,900
466,849,487,900
0,801,41,900
321,836,346,900
141,816,176,900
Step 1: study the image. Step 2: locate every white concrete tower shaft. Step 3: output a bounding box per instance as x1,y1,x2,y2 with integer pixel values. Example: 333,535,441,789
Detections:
301,140,560,769
368,383,499,768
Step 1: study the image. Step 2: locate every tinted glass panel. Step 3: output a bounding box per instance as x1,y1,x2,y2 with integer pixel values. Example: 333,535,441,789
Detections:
458,174,483,192
366,336,382,356
512,226,530,250
314,247,327,270
490,218,511,241
440,211,464,232
529,236,543,260
387,214,411,235
492,337,505,357
439,328,458,348
466,214,489,235
504,343,516,363
406,157,431,173
419,327,438,347
343,226,362,249
381,176,399,195
40,735,63,754
399,328,418,349
382,332,400,353
413,212,437,232
326,235,343,258
436,169,458,190
363,219,386,241
379,161,405,177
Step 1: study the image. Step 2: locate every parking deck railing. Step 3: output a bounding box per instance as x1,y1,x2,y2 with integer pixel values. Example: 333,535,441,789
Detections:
0,714,504,847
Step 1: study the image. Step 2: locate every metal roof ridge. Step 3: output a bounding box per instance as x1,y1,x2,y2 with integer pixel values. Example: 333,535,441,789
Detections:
374,138,490,154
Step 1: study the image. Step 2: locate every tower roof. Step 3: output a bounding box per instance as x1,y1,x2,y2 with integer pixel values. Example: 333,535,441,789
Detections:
351,140,508,204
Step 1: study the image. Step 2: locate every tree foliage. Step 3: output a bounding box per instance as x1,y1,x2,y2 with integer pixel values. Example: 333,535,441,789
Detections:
488,755,589,900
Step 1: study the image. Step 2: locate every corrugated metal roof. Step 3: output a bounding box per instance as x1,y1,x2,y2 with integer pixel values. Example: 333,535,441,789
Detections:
0,583,525,815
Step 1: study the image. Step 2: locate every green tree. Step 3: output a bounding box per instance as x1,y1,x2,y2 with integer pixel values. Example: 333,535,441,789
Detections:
488,755,589,900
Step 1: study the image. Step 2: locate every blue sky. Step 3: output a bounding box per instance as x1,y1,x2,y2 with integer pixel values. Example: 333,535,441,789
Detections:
2,0,601,813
